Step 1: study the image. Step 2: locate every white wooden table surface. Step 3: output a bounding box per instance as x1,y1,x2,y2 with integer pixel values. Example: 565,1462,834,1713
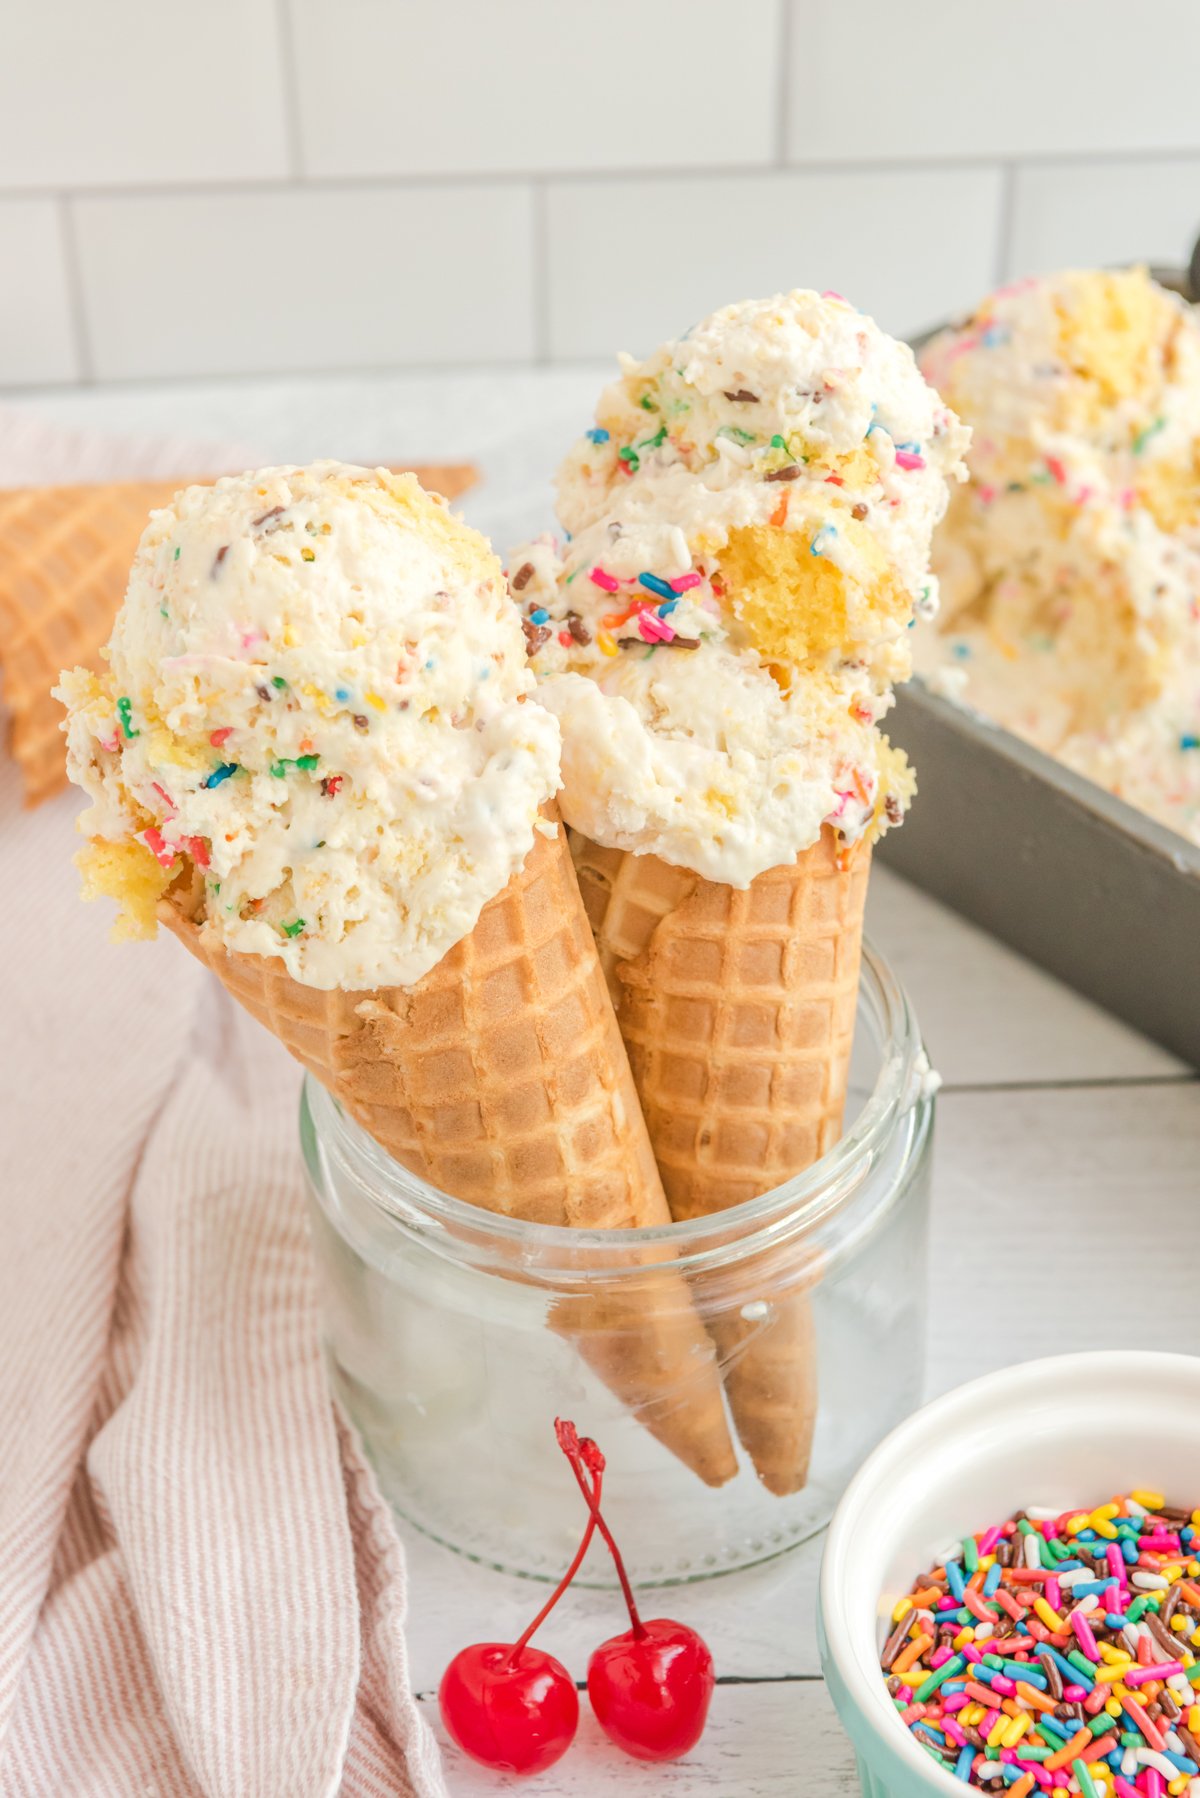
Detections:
11,369,1200,1796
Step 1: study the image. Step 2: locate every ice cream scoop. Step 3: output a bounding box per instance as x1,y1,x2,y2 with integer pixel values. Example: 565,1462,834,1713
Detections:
57,462,562,989
917,268,1200,846
510,290,969,884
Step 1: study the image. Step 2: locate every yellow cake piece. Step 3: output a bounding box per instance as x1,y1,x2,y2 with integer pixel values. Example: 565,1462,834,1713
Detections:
1052,268,1172,423
76,836,177,941
723,513,908,670
1136,445,1200,534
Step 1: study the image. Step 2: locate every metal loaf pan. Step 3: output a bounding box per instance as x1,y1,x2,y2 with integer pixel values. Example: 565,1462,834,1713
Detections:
880,260,1200,1068
878,680,1200,1068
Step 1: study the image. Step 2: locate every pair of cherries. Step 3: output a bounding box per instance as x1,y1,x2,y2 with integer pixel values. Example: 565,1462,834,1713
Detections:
438,1421,715,1777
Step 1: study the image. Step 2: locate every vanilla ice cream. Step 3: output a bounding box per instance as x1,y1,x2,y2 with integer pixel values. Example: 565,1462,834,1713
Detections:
509,290,969,882
918,267,1200,846
57,462,561,989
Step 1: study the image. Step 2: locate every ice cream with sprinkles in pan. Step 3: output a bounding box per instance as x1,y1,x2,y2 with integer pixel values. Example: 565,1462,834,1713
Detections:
56,461,562,989
917,266,1200,847
508,289,969,885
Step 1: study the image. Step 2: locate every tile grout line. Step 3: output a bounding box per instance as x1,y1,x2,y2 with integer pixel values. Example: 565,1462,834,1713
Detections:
774,0,793,166
56,195,95,386
273,0,306,180
7,143,1200,206
531,180,550,365
992,159,1018,287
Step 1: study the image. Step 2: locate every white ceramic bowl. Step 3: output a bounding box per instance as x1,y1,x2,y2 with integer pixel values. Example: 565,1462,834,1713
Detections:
818,1352,1200,1798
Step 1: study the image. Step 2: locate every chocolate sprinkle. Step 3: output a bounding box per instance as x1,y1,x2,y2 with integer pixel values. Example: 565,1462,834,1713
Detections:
352,714,370,732
212,545,229,574
522,620,552,656
1037,1649,1062,1701
880,1612,913,1671
884,795,903,824
566,611,591,646
510,561,535,592
852,502,869,520
1146,1612,1183,1659
764,464,801,483
255,684,273,702
1179,1726,1200,1765
723,389,759,403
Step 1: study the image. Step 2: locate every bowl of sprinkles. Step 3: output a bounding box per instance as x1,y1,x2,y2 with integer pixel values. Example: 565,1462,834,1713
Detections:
818,1353,1200,1798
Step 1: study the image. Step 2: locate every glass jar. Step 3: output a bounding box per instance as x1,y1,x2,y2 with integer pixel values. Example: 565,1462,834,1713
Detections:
301,941,933,1587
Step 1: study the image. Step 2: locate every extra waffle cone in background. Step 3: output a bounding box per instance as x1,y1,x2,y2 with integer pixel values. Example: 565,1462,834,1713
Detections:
161,818,738,1489
570,825,871,1496
0,467,477,809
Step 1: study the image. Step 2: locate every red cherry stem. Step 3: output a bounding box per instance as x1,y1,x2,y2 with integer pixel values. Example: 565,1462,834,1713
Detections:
504,1469,603,1666
555,1417,645,1641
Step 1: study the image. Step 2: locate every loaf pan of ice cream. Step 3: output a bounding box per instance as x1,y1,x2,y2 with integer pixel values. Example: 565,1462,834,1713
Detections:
880,265,1200,1069
879,676,1200,1067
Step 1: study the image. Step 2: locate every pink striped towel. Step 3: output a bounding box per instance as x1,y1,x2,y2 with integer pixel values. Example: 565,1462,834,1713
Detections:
0,752,448,1794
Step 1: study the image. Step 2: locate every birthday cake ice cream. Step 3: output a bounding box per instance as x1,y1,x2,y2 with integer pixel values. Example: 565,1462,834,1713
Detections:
918,268,1200,846
57,462,561,989
509,290,970,883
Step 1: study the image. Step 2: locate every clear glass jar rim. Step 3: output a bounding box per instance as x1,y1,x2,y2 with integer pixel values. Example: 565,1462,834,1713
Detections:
304,936,927,1269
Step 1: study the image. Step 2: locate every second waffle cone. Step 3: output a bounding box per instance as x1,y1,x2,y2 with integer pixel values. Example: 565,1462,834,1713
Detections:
570,826,870,1496
160,819,737,1488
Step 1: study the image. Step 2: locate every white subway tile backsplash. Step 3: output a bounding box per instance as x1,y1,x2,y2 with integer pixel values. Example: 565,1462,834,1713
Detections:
787,0,1200,164
1009,158,1200,281
0,200,78,386
0,1,288,189
545,167,1003,362
73,186,535,381
289,0,780,178
1,6,1195,391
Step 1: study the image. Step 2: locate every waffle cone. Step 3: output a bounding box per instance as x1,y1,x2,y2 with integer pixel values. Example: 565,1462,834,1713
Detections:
570,825,871,1495
0,465,477,809
160,820,736,1487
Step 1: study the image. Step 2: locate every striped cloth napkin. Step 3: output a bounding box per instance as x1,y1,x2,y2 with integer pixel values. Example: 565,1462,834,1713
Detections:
0,758,448,1793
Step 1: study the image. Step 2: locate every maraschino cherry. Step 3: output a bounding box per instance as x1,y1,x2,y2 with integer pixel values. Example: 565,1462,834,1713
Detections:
439,1421,715,1774
437,1437,601,1776
438,1639,579,1777
557,1420,716,1762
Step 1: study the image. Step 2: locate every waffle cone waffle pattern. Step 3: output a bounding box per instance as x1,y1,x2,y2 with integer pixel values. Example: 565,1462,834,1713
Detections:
571,825,871,1495
160,821,737,1488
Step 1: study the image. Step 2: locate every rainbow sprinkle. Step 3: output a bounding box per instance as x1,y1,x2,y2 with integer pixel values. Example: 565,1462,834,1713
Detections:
881,1494,1200,1795
142,827,175,868
270,754,320,778
116,697,139,740
637,572,676,601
